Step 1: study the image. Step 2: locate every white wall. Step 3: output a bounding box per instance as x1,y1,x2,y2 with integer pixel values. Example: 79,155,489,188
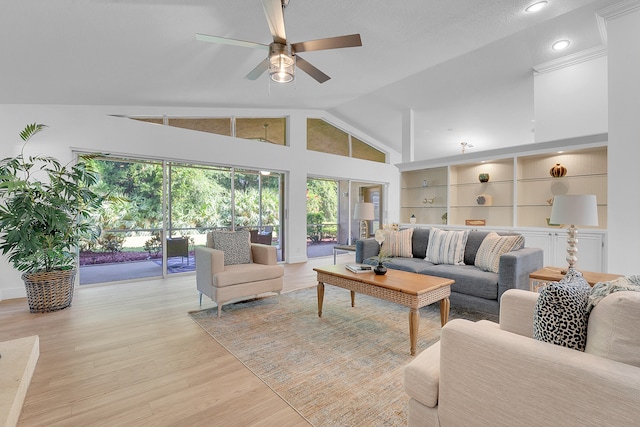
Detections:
534,56,608,143
0,104,401,300
606,6,640,275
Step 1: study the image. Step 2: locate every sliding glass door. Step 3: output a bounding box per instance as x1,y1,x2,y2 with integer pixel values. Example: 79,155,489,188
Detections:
79,156,284,285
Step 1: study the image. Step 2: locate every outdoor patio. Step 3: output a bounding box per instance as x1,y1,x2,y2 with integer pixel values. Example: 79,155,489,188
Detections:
79,241,342,285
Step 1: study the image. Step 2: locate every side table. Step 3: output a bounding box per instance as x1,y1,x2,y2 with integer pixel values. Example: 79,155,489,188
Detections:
529,267,623,292
332,244,356,264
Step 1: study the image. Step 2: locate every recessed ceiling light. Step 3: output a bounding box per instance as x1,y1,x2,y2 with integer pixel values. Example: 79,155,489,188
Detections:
525,1,548,13
552,40,571,50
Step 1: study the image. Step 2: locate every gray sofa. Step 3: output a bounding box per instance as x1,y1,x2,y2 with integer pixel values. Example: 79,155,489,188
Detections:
355,228,543,315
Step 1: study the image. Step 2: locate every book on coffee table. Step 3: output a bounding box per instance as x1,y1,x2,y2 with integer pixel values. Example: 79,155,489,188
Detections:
345,263,373,273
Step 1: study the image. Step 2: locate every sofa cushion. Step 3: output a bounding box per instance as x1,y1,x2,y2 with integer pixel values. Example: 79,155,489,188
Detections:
411,228,430,259
533,270,590,351
214,263,284,287
211,230,252,265
425,228,469,265
475,232,525,273
585,289,640,368
420,264,499,300
381,228,414,258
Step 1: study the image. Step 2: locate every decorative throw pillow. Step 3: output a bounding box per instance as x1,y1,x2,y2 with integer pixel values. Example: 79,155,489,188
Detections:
474,232,525,273
585,288,640,368
380,228,414,258
533,270,591,351
424,228,468,265
211,230,252,266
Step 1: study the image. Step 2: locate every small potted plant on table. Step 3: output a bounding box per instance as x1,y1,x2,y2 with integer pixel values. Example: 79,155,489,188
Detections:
0,123,107,312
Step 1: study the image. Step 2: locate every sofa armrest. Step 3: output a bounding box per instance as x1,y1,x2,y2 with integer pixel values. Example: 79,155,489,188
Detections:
355,238,380,263
404,342,441,408
499,289,538,338
251,243,277,265
497,247,543,299
438,319,640,427
195,246,225,296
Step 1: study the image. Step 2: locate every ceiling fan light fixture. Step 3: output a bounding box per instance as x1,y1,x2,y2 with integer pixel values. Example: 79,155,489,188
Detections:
269,43,295,83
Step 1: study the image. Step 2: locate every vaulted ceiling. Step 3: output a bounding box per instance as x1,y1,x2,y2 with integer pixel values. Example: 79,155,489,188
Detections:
1,0,619,161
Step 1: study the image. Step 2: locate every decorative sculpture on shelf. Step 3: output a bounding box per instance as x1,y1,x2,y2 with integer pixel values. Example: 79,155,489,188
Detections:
550,163,567,178
479,173,490,183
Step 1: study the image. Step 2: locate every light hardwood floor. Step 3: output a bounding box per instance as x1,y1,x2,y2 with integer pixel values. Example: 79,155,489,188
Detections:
0,254,354,426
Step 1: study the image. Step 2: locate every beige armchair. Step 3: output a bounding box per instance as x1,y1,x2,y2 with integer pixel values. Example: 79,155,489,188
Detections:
404,289,640,427
196,232,283,317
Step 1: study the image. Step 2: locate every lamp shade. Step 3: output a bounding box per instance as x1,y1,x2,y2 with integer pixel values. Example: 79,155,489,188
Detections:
550,195,598,226
353,202,375,220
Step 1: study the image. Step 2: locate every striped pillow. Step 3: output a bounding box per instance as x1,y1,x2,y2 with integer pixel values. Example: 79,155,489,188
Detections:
425,228,469,265
474,232,525,273
381,228,414,258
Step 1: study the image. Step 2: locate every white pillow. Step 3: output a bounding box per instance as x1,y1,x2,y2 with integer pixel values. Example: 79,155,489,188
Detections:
424,228,468,265
474,232,525,273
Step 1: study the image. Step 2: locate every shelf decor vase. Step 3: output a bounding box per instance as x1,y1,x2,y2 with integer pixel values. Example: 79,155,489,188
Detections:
478,173,490,183
374,262,387,275
410,214,416,224
550,163,567,178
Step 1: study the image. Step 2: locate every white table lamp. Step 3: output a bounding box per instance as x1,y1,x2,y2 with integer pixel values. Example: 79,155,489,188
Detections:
353,202,375,241
550,195,598,272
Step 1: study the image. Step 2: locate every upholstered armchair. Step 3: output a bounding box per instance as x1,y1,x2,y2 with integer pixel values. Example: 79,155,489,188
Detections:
196,230,284,317
404,289,640,427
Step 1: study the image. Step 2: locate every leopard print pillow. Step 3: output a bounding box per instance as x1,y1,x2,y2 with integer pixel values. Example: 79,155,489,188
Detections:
533,269,591,351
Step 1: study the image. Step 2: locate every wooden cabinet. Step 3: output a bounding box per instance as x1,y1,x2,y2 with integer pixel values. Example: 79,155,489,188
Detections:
517,229,605,272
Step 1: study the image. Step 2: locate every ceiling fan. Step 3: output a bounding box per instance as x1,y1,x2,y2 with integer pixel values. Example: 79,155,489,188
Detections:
195,0,362,84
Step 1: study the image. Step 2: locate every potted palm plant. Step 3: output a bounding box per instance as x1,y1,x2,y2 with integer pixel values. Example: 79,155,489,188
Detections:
0,123,105,312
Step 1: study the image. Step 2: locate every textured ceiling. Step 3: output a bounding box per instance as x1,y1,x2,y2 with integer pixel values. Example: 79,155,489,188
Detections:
0,0,620,161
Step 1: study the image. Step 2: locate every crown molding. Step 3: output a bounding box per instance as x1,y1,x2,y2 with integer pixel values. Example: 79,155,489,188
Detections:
598,0,640,20
532,46,607,75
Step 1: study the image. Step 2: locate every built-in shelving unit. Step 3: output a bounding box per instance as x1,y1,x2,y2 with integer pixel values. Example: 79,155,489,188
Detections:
516,146,607,228
400,166,448,224
449,158,514,227
398,145,608,271
400,146,607,229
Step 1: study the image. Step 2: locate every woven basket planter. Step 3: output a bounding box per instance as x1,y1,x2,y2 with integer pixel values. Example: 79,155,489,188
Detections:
22,269,76,313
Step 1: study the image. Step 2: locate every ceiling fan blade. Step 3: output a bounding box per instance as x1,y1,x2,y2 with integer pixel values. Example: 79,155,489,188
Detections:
195,33,270,51
246,58,270,80
295,55,330,84
291,34,362,53
261,0,287,44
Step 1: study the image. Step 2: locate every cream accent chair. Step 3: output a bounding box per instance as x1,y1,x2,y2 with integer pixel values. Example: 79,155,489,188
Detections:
196,232,283,317
404,289,640,427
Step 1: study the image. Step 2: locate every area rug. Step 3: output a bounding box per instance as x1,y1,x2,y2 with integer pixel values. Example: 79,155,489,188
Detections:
153,256,195,273
189,286,496,426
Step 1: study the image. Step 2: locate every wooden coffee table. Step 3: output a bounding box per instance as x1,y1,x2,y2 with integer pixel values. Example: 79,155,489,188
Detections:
314,264,454,356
